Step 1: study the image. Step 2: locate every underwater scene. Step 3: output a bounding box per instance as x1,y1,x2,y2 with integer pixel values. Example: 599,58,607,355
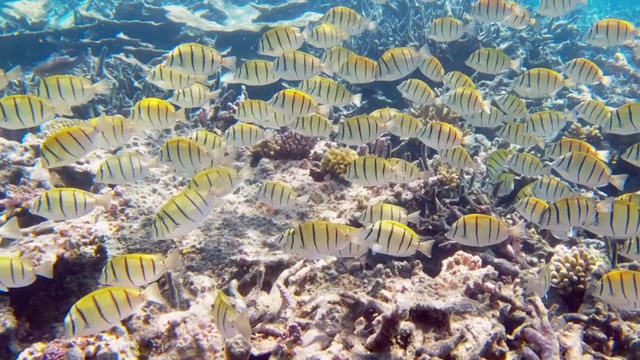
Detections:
1,0,640,358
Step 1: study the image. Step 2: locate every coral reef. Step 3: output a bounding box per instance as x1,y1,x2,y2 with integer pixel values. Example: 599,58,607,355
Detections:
565,123,604,148
550,245,605,297
250,131,318,164
315,146,358,180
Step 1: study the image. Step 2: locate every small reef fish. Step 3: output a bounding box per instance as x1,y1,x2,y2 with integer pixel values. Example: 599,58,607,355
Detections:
529,176,576,202
258,26,305,56
526,263,553,298
512,68,572,98
470,0,524,23
443,71,476,90
620,237,640,262
386,113,423,139
129,98,186,130
99,250,182,287
0,95,71,130
256,181,309,209
376,45,431,81
170,83,220,109
31,188,111,221
501,3,535,29
212,290,252,340
428,17,474,42
568,100,611,126
465,48,521,75
320,6,376,36
446,214,526,247
223,123,272,148
40,122,103,169
417,121,472,152
496,123,544,149
146,65,208,90
397,78,440,106
444,87,491,115
538,0,586,17
36,75,112,107
493,172,516,197
223,59,280,86
547,138,608,161
304,23,349,49
268,89,329,117
419,56,445,82
0,256,53,291
343,156,398,186
440,146,481,171
187,166,253,197
466,106,505,128
274,221,355,257
621,143,640,168
349,220,434,257
95,153,153,185
63,284,165,338
582,199,640,239
322,46,357,74
385,158,431,183
189,130,227,153
335,115,386,146
550,152,627,190
594,270,640,311
585,19,640,48
514,197,549,225
339,55,378,84
157,137,222,175
291,114,334,139
298,76,362,107
151,189,217,240
164,42,236,75
495,94,528,121
485,149,513,181
92,114,138,148
236,99,272,124
561,58,613,87
359,203,421,225
370,108,402,123
538,195,597,239
523,110,569,137
602,103,640,135
271,51,327,81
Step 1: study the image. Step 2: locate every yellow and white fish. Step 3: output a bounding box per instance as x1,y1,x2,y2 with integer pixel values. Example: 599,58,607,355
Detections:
443,71,476,90
512,68,572,98
223,59,280,86
188,166,253,197
428,17,474,42
386,158,431,183
505,152,547,177
256,181,309,209
339,55,378,84
397,78,440,105
268,89,329,117
189,130,227,153
419,56,445,82
291,114,334,139
0,256,53,291
63,284,165,338
164,43,236,75
224,123,272,147
158,137,221,175
582,199,640,238
523,110,569,137
212,290,252,340
620,237,640,262
440,146,481,171
486,148,513,181
465,48,521,75
466,106,506,128
494,171,516,197
444,87,491,115
344,156,398,186
170,83,219,108
359,203,421,225
298,76,362,107
31,188,111,221
501,3,535,29
0,66,22,91
335,115,385,145
146,65,207,90
446,214,526,247
470,0,524,23
274,221,355,257
561,58,613,87
236,99,272,124
496,123,545,149
304,23,350,49
99,250,182,287
349,220,434,257
92,114,138,148
320,6,376,35
376,45,431,81
585,19,640,48
550,152,627,190
129,98,186,130
370,108,402,123
151,189,217,240
258,26,305,56
594,270,640,311
621,143,640,168
40,122,103,168
0,95,71,130
514,197,549,225
386,113,423,139
602,103,640,135
538,0,586,17
417,121,472,152
529,176,576,202
36,75,111,106
95,153,154,185
322,46,358,74
538,195,597,239
567,99,610,126
547,138,608,161
495,94,528,121
271,51,327,81
526,263,553,298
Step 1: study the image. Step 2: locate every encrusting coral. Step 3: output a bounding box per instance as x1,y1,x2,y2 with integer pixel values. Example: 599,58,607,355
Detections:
549,245,604,296
250,131,318,163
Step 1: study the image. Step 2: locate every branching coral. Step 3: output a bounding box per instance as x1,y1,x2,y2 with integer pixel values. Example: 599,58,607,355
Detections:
318,147,358,179
565,123,604,148
549,245,604,296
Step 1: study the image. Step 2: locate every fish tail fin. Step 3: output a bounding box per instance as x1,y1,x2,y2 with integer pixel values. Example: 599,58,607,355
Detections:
510,58,522,71
316,105,331,118
351,93,362,107
0,217,23,240
238,163,254,181
221,56,237,72
194,75,209,85
96,191,112,210
296,194,310,206
536,137,546,149
417,240,435,258
367,20,378,32
406,210,422,225
596,150,610,162
508,221,527,239
610,174,629,191
462,135,475,146
34,260,54,279
463,21,476,34
5,66,23,82
51,102,74,117
418,44,431,58
164,249,182,271
142,283,167,305
92,79,113,95
208,90,222,101
174,107,187,123
599,75,614,87
482,100,492,114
